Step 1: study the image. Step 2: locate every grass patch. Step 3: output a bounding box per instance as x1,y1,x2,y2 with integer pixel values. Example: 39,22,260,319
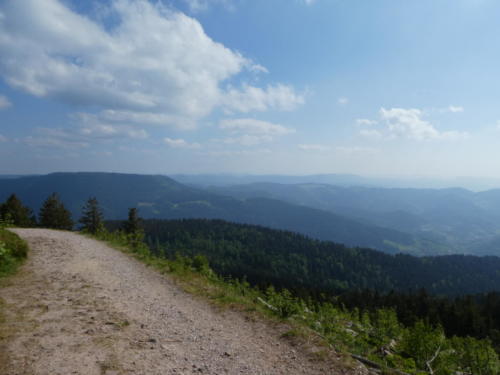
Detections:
0,228,29,278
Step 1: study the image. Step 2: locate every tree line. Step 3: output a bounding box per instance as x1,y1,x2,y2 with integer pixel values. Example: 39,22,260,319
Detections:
0,193,141,236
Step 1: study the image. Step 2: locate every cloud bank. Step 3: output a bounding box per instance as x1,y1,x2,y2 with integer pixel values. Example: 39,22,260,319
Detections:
0,0,303,130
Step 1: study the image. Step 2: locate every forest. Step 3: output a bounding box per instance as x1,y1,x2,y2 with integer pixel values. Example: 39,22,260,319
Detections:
3,193,500,372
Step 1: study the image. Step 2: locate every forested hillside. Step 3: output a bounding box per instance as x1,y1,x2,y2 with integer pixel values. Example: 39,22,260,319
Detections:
0,172,431,254
208,182,500,256
107,218,500,297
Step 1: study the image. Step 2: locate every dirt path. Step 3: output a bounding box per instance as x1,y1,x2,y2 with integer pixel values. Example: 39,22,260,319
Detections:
0,229,360,375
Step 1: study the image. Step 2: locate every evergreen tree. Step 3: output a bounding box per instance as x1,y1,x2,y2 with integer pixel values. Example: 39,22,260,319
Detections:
123,207,142,235
0,194,36,227
123,207,143,248
79,197,104,234
39,193,73,230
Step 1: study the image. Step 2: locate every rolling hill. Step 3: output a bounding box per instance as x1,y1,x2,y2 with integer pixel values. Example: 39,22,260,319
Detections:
0,172,432,254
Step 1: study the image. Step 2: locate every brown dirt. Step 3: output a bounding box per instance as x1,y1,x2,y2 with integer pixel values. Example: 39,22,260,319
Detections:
0,229,367,375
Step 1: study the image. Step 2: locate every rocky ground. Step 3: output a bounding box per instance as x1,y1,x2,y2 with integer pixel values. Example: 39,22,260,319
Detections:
0,229,368,375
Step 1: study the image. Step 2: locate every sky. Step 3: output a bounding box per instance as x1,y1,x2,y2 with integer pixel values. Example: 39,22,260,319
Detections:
1,0,500,177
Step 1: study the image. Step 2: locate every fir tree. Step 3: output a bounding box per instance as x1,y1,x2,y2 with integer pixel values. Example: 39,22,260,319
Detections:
0,194,36,227
123,207,142,235
123,207,143,248
79,197,104,234
39,193,73,230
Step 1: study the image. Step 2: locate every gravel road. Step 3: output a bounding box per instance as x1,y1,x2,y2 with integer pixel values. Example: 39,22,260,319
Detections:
0,229,361,375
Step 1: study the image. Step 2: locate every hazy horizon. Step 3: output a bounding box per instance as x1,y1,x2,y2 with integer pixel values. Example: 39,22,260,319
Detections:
2,1,500,178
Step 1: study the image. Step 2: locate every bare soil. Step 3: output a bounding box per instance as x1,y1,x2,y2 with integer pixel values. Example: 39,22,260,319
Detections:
0,229,365,375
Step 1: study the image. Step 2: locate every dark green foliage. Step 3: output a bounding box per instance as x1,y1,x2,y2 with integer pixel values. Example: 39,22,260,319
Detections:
115,218,500,297
123,207,141,234
0,228,29,277
122,207,144,249
39,193,73,230
0,194,36,227
90,226,500,373
79,197,104,234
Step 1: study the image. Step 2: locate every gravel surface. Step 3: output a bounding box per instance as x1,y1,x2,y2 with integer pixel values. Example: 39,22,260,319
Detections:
0,229,363,375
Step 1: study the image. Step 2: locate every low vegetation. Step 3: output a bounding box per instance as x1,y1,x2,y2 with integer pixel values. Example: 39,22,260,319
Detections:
0,222,29,278
93,225,500,374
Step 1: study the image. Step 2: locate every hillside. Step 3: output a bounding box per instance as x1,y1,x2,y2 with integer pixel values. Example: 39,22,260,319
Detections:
0,172,431,254
208,182,500,256
126,218,500,297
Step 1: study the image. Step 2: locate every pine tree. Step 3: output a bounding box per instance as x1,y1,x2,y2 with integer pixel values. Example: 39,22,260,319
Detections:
79,197,104,234
0,194,36,227
123,207,141,235
39,193,73,230
123,207,143,248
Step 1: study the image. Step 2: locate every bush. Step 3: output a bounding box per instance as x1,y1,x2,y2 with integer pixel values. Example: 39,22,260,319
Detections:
0,228,29,277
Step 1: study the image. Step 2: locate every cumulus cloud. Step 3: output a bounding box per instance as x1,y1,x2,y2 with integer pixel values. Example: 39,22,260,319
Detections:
379,108,468,141
0,95,11,109
0,0,302,130
163,137,201,149
298,144,330,151
223,84,304,113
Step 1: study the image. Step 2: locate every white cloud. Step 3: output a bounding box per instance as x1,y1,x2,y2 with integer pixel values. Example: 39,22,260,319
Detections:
163,137,200,149
223,84,304,113
79,124,149,139
0,95,11,109
447,105,464,113
356,118,377,126
0,134,7,142
379,108,468,141
219,118,294,135
298,144,330,151
218,118,294,146
302,0,316,5
0,0,302,130
337,97,349,106
181,0,234,13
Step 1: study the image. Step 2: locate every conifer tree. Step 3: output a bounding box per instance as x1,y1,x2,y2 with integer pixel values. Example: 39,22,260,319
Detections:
123,207,141,234
39,193,73,230
0,194,36,227
123,207,143,247
79,197,104,234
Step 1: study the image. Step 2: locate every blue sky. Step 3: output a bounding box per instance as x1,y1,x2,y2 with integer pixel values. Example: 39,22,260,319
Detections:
1,0,500,177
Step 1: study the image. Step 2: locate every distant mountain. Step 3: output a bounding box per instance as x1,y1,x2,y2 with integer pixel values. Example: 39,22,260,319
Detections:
207,182,500,256
172,173,500,191
0,172,430,254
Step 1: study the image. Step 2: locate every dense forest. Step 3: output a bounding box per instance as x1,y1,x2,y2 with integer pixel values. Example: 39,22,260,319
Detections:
108,218,500,297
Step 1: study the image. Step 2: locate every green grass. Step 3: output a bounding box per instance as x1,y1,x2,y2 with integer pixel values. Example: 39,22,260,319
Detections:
0,227,29,278
91,229,500,375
